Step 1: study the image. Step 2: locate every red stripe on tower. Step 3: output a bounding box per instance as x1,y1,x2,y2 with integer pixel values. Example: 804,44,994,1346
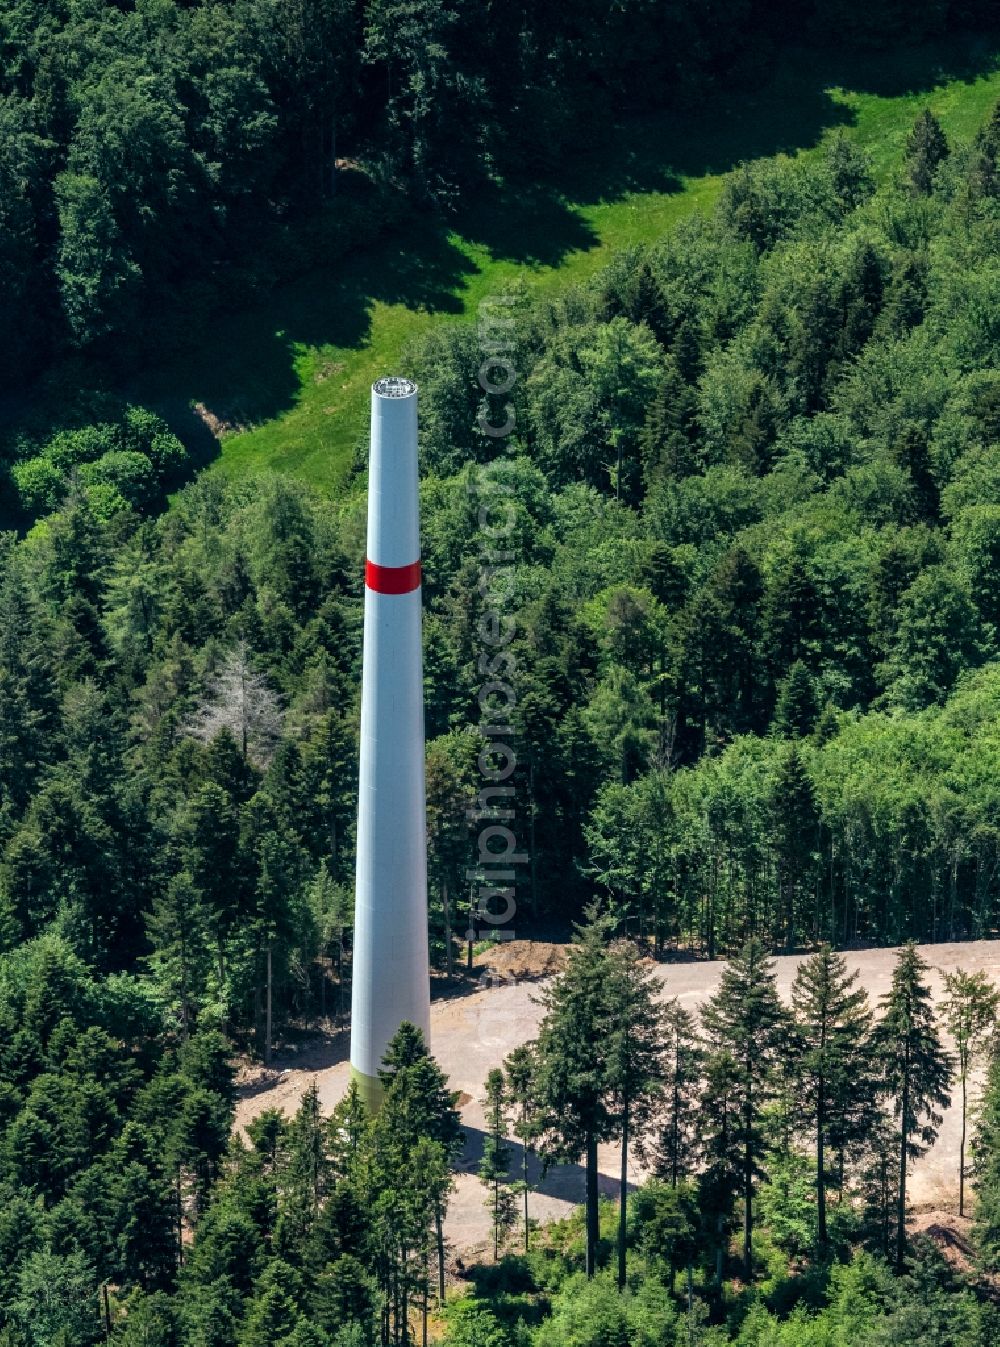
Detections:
366,558,422,594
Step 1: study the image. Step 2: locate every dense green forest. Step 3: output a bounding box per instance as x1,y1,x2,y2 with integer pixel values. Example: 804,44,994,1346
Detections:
6,0,1000,1341
7,99,1000,987
6,913,1000,1345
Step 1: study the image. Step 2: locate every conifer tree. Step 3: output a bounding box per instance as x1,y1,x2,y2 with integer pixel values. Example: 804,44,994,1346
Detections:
376,1024,463,1160
409,1136,452,1343
773,661,818,740
790,944,873,1247
186,640,284,765
177,780,246,987
371,1073,438,1343
606,938,665,1290
646,1000,703,1189
770,745,819,948
942,970,998,1217
299,709,355,880
328,1079,371,1183
533,906,618,1278
905,109,949,196
975,97,1000,165
671,314,704,383
700,939,787,1278
175,1084,233,1218
503,1044,539,1253
859,1112,900,1261
479,1069,516,1261
632,260,672,341
969,98,1000,199
893,422,939,521
239,1263,302,1347
698,1049,741,1286
837,238,885,360
145,871,213,1038
826,130,875,214
276,1081,333,1260
630,1179,699,1295
312,1253,375,1341
872,943,953,1269
307,861,351,1020
639,356,699,488
973,1037,1000,1271
307,1182,371,1272
376,1024,462,1304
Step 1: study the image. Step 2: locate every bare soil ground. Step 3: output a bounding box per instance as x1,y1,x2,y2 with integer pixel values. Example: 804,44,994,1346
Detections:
910,1209,977,1276
233,938,1000,1262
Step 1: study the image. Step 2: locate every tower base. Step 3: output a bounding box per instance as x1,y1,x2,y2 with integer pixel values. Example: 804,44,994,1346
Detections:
350,1063,384,1113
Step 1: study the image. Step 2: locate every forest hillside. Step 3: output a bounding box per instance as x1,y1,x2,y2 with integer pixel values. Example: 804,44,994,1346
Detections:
3,3,1000,1344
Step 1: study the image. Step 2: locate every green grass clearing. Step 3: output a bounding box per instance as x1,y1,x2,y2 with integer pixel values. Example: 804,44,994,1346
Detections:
143,33,1000,498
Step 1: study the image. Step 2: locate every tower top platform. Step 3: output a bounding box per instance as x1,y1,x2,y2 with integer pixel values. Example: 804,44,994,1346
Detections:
373,376,417,399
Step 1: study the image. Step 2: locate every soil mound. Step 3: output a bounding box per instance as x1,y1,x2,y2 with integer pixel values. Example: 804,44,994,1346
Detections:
477,940,570,981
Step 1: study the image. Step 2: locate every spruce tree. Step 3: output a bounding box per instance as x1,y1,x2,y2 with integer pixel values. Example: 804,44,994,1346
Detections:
942,970,998,1217
533,906,618,1278
376,1024,463,1159
606,938,665,1290
371,1071,450,1343
639,357,699,488
275,1081,333,1261
632,260,671,342
773,661,818,740
670,313,704,383
408,1137,452,1343
837,238,885,361
700,939,787,1279
307,1183,371,1272
144,871,213,1038
973,1037,1000,1271
976,97,1000,164
178,780,245,988
893,422,939,521
239,1264,301,1347
859,1112,900,1261
698,1049,741,1286
969,98,1000,199
629,1179,699,1295
479,1069,515,1261
905,108,949,196
872,943,953,1269
312,1253,374,1341
646,1000,703,1189
306,861,350,1020
503,1044,539,1253
376,1023,462,1304
770,745,819,948
790,944,873,1247
328,1079,371,1182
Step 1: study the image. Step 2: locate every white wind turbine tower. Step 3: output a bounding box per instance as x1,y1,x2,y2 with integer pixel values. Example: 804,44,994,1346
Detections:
350,376,430,1109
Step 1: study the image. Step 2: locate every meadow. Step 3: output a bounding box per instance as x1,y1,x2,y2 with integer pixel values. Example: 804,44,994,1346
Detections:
135,32,1000,498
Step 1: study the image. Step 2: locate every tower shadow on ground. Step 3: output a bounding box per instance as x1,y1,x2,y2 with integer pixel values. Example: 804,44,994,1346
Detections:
455,1125,632,1209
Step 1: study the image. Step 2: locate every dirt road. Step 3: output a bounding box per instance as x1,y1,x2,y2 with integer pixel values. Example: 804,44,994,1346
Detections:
234,939,1000,1261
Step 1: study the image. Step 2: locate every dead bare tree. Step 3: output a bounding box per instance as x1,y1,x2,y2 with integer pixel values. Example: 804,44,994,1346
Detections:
185,640,284,765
